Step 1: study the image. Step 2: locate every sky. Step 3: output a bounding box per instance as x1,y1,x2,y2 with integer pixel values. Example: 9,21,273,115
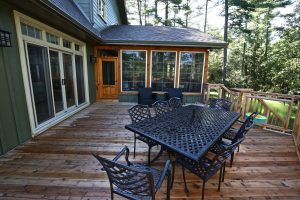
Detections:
126,0,295,32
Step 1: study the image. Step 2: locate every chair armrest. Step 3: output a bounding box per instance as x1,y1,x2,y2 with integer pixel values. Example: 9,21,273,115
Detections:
155,160,171,190
113,146,132,166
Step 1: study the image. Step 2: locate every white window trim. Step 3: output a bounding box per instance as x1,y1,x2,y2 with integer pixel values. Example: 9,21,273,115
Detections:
150,50,177,91
178,51,206,94
120,50,147,92
97,0,106,20
14,11,90,137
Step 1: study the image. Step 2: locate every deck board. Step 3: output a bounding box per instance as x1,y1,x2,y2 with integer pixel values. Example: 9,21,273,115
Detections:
0,101,300,199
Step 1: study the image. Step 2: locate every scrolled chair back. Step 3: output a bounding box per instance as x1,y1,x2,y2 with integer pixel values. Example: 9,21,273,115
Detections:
128,104,151,123
233,112,258,142
209,98,232,111
152,100,171,116
168,97,182,110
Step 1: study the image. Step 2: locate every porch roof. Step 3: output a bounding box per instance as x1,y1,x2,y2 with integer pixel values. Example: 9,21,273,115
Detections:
100,25,227,48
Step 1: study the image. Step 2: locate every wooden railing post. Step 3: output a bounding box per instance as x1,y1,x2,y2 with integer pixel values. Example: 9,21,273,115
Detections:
285,97,294,129
293,99,300,135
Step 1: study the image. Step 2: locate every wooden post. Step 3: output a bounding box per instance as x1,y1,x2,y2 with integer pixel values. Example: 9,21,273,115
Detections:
284,98,294,129
206,84,211,103
236,91,243,113
293,99,300,135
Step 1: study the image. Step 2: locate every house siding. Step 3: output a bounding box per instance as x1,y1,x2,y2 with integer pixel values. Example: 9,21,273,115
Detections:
75,0,122,31
0,1,32,155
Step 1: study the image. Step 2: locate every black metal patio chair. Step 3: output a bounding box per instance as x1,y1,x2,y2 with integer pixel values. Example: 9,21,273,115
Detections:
138,88,157,106
92,146,172,200
166,88,183,101
176,138,244,200
128,104,159,165
168,97,183,110
152,100,171,116
210,112,258,169
209,98,232,111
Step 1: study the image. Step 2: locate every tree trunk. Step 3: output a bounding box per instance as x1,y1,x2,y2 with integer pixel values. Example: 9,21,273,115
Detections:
155,0,158,19
204,0,209,32
165,0,169,20
264,6,271,59
137,0,142,25
222,0,229,84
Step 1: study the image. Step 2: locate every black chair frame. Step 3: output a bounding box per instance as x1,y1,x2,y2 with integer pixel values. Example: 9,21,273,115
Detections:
93,146,171,200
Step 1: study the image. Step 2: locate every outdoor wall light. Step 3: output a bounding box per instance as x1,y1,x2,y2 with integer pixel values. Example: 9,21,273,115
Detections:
90,55,97,64
0,29,12,47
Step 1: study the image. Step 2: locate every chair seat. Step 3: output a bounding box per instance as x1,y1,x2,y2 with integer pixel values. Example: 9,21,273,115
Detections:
136,135,158,147
222,128,238,140
209,141,236,156
114,163,162,198
177,156,223,182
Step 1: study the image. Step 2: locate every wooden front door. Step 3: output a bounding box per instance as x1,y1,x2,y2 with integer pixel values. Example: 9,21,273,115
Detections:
96,58,119,99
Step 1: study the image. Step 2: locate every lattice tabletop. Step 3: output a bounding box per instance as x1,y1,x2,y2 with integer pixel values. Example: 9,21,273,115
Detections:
125,105,240,161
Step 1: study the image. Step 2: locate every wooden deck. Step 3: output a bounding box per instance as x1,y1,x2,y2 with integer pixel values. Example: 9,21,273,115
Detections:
0,101,300,200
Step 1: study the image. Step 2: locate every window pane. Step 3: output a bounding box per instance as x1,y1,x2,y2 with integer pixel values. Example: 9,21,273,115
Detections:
75,55,85,105
63,39,71,48
151,51,176,91
46,33,59,45
49,50,64,113
63,53,75,107
179,52,204,92
27,44,54,124
102,61,115,85
121,51,146,91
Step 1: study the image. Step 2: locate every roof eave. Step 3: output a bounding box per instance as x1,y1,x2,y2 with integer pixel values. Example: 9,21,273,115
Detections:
38,0,102,42
102,40,227,48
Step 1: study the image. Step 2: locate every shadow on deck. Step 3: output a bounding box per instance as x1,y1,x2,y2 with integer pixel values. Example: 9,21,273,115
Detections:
0,101,300,199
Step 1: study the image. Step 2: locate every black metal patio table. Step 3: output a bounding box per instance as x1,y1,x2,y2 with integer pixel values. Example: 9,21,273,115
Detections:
125,105,240,162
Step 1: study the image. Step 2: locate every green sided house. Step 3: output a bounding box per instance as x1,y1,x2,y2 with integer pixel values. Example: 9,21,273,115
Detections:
0,0,226,155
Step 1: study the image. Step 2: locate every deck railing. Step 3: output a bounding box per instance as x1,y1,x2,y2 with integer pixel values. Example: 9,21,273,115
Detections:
203,84,300,158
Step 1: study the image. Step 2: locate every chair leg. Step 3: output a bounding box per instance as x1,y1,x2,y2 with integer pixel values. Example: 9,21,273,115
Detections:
222,161,226,182
218,166,223,191
230,152,235,167
133,134,137,158
147,146,151,166
171,161,175,189
166,169,171,200
201,180,206,200
182,166,189,194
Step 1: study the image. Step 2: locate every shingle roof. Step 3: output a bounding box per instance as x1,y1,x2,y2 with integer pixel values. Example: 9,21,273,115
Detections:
100,25,226,48
40,0,100,39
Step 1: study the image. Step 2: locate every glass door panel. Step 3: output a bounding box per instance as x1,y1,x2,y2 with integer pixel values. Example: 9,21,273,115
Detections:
62,53,75,108
49,50,64,113
102,61,115,85
27,43,54,124
75,55,85,105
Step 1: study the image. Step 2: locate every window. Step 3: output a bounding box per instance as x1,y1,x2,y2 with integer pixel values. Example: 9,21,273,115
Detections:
75,44,80,51
21,23,42,39
46,32,59,45
151,51,176,91
98,0,105,19
63,39,71,48
121,51,146,91
179,52,205,92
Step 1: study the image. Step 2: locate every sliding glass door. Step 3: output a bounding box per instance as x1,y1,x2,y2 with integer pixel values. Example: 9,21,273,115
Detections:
26,43,85,127
27,44,54,124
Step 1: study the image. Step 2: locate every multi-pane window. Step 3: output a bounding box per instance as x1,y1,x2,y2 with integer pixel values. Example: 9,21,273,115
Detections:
98,0,105,19
21,23,42,39
75,44,81,51
122,51,146,91
151,51,176,91
179,52,205,92
63,39,71,49
46,32,59,45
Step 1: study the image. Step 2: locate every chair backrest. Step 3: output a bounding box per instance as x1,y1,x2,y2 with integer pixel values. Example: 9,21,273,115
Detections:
93,154,155,198
138,88,153,99
128,104,151,123
152,100,170,116
209,99,232,111
167,88,183,99
168,97,182,110
233,112,258,142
